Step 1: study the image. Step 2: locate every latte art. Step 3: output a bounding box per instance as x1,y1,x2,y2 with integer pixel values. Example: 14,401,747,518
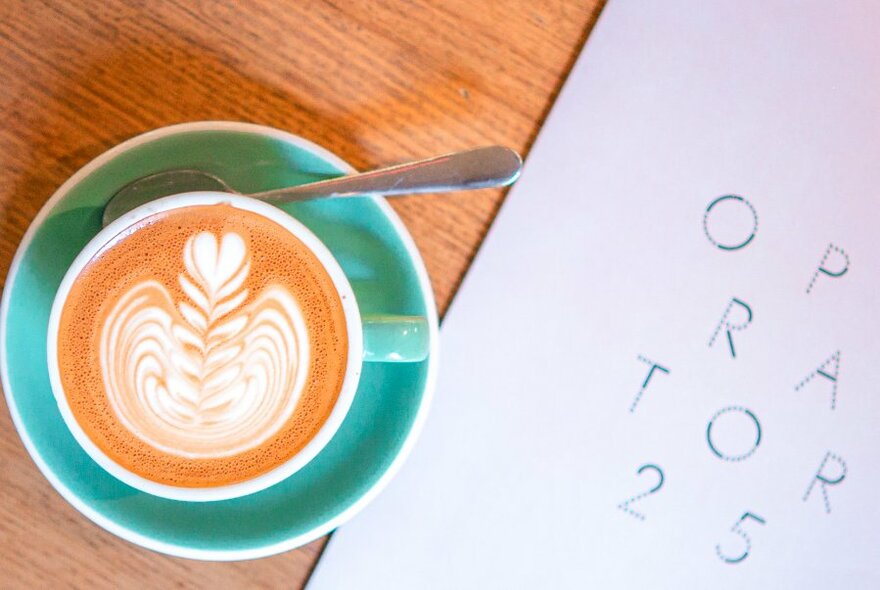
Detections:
100,232,309,458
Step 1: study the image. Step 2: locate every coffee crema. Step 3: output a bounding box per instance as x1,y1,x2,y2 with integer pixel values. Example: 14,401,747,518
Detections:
56,204,349,488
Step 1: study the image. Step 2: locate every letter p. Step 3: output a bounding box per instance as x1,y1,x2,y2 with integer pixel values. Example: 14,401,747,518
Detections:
806,243,849,294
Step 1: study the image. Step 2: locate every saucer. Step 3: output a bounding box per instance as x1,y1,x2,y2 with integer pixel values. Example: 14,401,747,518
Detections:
0,122,439,560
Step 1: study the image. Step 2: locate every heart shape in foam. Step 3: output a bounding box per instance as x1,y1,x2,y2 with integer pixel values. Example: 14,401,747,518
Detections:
100,230,310,459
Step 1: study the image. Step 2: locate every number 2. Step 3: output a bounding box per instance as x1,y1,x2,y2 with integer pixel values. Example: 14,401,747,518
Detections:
617,464,664,521
716,512,765,564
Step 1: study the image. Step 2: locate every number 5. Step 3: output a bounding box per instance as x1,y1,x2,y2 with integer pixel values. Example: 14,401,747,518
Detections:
715,512,765,564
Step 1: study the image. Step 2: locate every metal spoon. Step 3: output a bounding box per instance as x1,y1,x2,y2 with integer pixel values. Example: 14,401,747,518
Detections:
103,146,522,227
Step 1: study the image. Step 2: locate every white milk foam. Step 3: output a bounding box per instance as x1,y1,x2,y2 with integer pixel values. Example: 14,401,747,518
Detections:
99,231,309,458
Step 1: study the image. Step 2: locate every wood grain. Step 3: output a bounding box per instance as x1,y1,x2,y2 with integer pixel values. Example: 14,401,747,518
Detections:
0,1,604,587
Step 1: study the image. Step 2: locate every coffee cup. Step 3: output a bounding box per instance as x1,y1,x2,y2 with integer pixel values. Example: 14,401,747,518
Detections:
46,191,429,502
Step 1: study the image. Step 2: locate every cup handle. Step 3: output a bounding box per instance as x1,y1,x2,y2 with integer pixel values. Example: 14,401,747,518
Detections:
362,315,431,362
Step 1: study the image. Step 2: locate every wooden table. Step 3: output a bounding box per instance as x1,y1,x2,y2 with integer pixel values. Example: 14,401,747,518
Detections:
0,1,603,587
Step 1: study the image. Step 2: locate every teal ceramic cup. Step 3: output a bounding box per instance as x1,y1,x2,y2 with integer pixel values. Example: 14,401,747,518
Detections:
1,122,439,559
46,191,429,502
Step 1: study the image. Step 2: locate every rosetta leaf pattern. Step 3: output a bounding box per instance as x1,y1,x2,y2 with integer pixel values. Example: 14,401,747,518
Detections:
100,231,309,459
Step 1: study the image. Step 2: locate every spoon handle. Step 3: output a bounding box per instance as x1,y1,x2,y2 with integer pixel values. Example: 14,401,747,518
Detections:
252,146,522,203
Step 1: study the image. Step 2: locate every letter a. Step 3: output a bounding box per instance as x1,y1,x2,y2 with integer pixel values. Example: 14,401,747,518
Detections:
795,351,841,410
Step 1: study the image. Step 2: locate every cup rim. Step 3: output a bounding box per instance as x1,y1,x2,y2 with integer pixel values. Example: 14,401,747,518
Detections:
45,191,365,502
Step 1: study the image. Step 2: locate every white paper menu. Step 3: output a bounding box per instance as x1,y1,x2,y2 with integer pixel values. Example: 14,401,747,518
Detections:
308,1,880,587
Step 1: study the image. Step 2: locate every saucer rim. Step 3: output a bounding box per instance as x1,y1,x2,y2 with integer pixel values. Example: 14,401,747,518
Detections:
0,121,440,561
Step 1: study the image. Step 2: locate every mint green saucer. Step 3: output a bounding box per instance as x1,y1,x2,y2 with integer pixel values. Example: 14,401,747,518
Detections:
0,122,439,560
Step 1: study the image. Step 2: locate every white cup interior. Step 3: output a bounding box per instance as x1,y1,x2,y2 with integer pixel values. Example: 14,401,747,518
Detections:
46,192,364,502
